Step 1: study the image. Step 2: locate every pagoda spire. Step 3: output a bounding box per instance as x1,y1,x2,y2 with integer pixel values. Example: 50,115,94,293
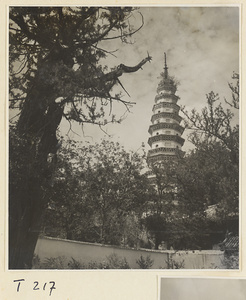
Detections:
147,54,185,166
164,52,168,79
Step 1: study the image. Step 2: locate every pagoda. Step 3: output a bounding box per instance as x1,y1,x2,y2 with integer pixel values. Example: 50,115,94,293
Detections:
147,53,185,166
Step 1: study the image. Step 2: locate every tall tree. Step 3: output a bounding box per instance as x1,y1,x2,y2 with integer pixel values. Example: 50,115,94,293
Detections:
9,7,151,268
179,73,239,246
181,73,239,215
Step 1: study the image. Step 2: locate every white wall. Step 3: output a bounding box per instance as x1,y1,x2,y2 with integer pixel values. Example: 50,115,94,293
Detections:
35,236,225,269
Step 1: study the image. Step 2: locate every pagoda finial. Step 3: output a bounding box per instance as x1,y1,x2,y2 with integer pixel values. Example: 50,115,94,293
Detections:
164,52,168,79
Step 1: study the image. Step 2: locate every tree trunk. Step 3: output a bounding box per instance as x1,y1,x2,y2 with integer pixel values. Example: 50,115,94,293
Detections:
9,175,44,269
9,77,63,268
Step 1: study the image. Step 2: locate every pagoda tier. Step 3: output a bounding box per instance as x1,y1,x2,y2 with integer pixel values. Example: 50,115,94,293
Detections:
147,153,182,164
155,93,179,103
147,53,185,165
148,123,184,135
148,134,185,147
151,112,182,123
152,102,180,112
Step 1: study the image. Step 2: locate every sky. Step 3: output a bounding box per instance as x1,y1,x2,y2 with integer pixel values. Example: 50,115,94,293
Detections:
60,6,239,153
160,278,246,300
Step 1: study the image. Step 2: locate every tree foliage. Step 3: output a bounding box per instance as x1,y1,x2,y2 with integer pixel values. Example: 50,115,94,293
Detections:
145,158,209,250
143,160,178,249
176,73,239,247
181,73,239,164
181,73,239,216
43,139,150,247
10,7,150,126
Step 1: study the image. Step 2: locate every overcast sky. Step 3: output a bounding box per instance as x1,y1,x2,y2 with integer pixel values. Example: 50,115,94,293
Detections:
160,278,246,300
61,6,239,153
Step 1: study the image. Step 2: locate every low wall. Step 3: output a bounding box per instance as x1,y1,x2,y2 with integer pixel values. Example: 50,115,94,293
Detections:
35,236,225,269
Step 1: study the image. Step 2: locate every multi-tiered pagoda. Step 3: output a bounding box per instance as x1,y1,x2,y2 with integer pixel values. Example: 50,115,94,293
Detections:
147,53,184,166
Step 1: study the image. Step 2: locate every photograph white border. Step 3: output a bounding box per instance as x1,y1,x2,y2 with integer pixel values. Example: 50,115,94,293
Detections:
1,1,245,299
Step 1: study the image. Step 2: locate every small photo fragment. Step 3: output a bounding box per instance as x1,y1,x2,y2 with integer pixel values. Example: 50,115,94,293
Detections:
160,277,246,300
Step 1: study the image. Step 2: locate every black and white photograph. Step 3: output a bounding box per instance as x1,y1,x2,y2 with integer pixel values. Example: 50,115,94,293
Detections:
159,277,246,300
9,6,239,270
